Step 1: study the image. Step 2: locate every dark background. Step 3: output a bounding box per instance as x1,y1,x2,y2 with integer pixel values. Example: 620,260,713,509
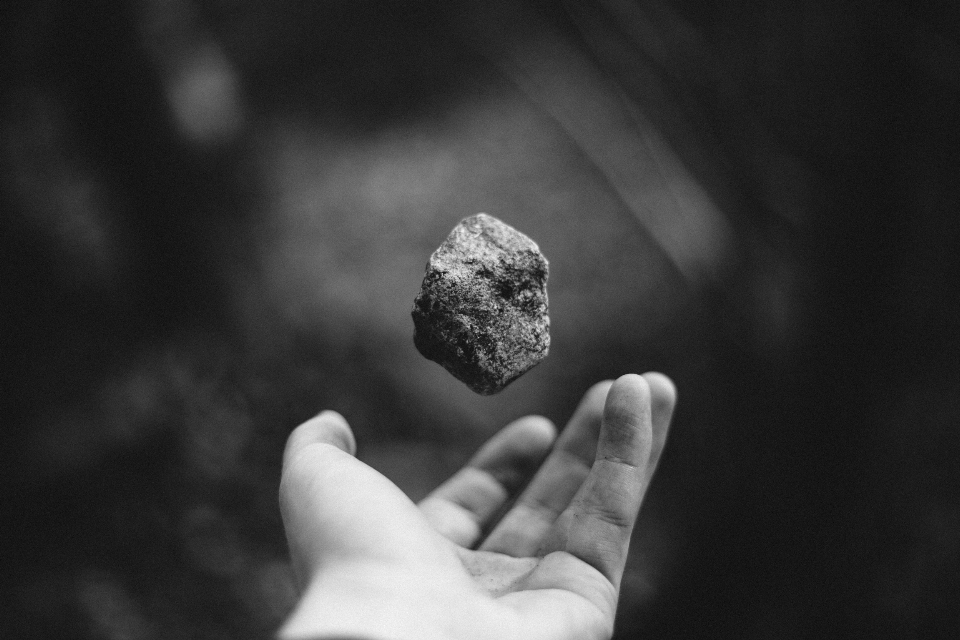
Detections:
2,0,958,638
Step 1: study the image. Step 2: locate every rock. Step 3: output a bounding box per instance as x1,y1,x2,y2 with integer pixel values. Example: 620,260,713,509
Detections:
412,213,550,395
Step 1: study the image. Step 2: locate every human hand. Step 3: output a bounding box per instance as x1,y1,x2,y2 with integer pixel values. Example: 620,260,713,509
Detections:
278,373,676,640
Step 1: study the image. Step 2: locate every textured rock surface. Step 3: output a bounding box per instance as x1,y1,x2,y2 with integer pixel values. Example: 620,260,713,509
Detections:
412,214,550,395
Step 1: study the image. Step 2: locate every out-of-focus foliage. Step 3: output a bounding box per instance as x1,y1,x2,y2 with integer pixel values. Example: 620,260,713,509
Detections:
1,0,958,638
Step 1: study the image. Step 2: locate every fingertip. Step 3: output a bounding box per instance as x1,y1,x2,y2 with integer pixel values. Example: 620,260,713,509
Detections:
569,379,614,430
643,372,677,412
508,415,558,453
478,415,557,470
639,373,676,479
599,374,653,465
607,374,652,414
584,379,615,409
314,410,357,455
284,410,357,466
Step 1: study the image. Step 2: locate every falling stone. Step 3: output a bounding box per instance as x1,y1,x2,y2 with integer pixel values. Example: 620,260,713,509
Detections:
412,213,550,395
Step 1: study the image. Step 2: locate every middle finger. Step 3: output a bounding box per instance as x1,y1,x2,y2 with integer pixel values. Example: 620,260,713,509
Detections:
479,380,613,555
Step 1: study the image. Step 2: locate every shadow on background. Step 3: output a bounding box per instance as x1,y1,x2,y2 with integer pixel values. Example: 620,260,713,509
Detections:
1,0,958,638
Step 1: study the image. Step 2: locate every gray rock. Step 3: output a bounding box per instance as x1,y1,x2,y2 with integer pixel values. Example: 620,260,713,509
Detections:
412,213,550,395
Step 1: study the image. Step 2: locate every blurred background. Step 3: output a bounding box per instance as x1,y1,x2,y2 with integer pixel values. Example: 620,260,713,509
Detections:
1,0,958,638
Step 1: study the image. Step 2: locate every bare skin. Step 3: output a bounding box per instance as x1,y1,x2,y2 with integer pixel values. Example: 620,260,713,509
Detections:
278,373,677,640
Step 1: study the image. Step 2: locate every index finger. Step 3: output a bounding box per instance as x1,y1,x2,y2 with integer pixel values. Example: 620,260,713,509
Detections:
541,374,653,587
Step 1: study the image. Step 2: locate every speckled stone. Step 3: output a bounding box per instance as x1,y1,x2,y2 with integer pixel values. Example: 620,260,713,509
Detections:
412,213,550,395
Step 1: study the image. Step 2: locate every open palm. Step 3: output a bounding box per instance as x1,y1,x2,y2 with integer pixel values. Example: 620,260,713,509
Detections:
279,373,676,640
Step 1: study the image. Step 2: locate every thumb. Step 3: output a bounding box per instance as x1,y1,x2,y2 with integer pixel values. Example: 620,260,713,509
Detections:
283,410,357,462
279,411,451,588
